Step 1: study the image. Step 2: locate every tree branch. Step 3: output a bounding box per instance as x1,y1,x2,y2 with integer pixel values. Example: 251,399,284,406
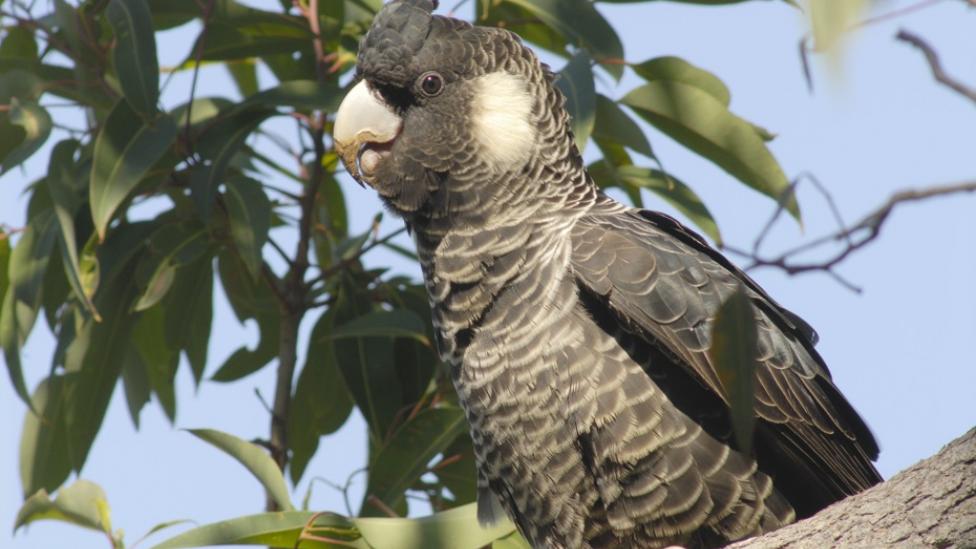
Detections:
731,427,976,548
897,28,976,105
724,181,976,292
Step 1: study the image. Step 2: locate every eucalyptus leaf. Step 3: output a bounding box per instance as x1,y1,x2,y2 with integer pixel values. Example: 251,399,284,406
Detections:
361,406,467,516
709,284,759,454
14,479,112,534
556,50,596,153
89,100,178,239
107,0,160,117
188,428,295,511
622,81,798,220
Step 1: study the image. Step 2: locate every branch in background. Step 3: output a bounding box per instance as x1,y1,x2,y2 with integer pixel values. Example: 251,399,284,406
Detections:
723,180,976,293
897,28,976,105
266,0,333,513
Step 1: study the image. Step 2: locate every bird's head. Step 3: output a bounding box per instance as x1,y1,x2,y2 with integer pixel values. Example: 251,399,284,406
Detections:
334,0,578,220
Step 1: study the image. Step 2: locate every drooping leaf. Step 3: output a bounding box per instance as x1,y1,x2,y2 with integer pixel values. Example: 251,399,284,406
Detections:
621,81,798,220
45,139,100,319
492,531,532,549
2,99,52,173
58,222,155,473
163,256,213,383
243,80,344,112
149,511,363,549
19,375,73,497
288,309,355,484
134,303,179,421
1,209,58,404
503,0,624,79
133,221,209,311
354,502,517,549
199,19,312,61
14,479,112,534
210,311,278,382
226,59,259,98
90,99,178,239
187,429,295,511
333,275,403,440
592,94,654,159
361,406,468,516
433,433,477,508
223,176,270,280
589,161,721,244
107,0,160,117
709,284,759,454
192,107,273,219
632,56,731,107
121,344,152,428
555,50,596,153
328,308,429,346
0,25,38,62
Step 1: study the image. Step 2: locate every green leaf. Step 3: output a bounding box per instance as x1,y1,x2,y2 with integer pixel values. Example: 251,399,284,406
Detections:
200,19,311,61
334,276,403,439
224,176,270,280
187,429,295,511
163,257,213,384
243,80,344,112
493,531,532,549
632,56,731,107
592,94,654,159
226,59,259,98
210,311,278,382
355,502,517,549
362,407,468,516
621,81,798,220
149,511,363,549
107,0,160,117
434,433,477,508
149,504,516,549
709,284,759,454
0,230,9,314
19,375,73,497
133,221,209,311
2,99,52,173
288,309,355,484
2,209,58,404
90,99,178,239
0,25,38,62
121,344,152,428
134,303,179,421
329,309,429,346
192,107,273,219
555,50,596,153
15,479,112,534
45,139,100,319
503,0,624,80
589,161,722,244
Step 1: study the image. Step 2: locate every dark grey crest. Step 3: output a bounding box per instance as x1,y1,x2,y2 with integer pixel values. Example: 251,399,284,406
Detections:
358,0,437,88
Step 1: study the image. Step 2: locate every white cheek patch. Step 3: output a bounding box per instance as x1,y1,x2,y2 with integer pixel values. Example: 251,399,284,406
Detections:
469,71,536,170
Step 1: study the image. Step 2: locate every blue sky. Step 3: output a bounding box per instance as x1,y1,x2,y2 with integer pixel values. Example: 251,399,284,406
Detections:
3,1,976,547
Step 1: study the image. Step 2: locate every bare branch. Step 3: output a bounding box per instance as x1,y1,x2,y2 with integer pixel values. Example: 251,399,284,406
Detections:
724,181,976,291
897,28,976,105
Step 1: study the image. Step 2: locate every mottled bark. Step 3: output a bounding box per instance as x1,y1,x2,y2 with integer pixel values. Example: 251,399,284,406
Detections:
730,427,976,549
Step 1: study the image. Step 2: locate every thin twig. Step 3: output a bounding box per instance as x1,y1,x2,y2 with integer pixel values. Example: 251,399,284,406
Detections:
896,28,976,105
725,181,976,292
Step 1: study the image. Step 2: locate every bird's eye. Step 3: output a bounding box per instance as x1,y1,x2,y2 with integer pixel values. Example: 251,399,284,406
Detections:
419,72,444,97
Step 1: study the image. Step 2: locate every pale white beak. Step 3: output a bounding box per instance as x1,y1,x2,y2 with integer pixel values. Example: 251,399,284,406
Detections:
333,80,403,182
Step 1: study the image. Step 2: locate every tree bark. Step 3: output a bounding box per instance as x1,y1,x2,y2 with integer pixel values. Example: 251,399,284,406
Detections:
729,427,976,549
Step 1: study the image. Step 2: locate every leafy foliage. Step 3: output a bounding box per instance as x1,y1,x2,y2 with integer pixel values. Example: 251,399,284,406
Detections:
0,0,805,546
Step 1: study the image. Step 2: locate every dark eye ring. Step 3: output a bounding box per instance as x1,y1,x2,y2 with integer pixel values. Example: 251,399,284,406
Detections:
419,71,444,97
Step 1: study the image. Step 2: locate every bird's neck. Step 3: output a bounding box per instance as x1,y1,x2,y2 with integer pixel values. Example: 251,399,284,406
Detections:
413,214,576,366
